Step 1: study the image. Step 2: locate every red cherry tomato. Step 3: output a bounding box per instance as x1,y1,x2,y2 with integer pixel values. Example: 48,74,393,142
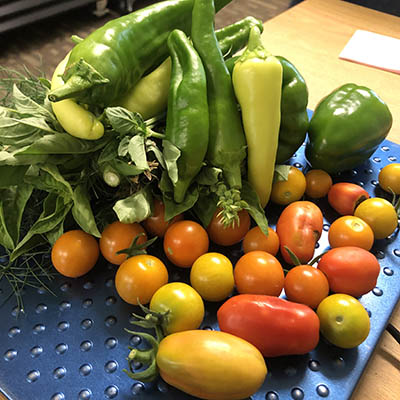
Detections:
317,246,380,298
276,201,324,265
327,182,370,215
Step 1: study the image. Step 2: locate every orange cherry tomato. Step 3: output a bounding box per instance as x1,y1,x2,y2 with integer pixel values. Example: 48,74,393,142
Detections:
327,182,370,215
143,198,184,238
207,208,250,246
242,226,280,256
99,221,147,265
276,201,324,265
270,166,306,205
284,265,329,309
328,215,374,250
305,169,333,199
378,163,400,195
163,220,209,268
234,251,285,296
115,254,168,305
51,230,99,278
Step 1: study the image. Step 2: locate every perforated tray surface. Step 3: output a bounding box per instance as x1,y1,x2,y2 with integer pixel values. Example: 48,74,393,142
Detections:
1,136,399,400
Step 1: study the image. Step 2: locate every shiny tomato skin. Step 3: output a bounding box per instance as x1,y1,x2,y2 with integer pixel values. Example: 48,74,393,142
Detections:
242,226,280,255
378,163,400,195
143,198,184,238
234,251,284,296
163,220,209,268
317,294,370,348
99,221,147,265
51,230,99,278
276,200,324,264
317,246,380,298
354,197,398,239
217,294,320,357
305,169,333,199
270,166,306,205
190,252,234,302
284,265,329,309
328,215,374,250
327,182,370,215
150,282,204,334
207,208,250,246
156,330,267,400
115,254,168,305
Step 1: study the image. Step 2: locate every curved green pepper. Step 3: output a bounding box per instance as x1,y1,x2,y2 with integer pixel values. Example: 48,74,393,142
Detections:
47,0,232,106
305,83,393,174
191,0,247,190
164,29,209,203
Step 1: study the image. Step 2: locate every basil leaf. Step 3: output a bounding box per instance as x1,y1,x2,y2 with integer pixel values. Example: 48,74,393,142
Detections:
117,136,130,157
129,135,148,170
192,191,218,228
0,165,29,187
196,166,222,186
111,159,145,177
72,184,101,237
105,107,147,136
163,139,180,185
274,164,292,182
163,184,199,221
0,116,49,146
146,139,166,169
113,186,152,223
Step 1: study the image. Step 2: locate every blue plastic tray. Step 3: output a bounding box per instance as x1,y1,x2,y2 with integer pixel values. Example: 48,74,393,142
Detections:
1,136,399,400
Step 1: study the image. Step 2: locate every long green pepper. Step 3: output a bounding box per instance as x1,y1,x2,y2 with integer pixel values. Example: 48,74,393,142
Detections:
164,30,209,203
47,0,232,107
191,0,247,190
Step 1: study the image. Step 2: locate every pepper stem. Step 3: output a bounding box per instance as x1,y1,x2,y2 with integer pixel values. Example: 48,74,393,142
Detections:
238,26,271,62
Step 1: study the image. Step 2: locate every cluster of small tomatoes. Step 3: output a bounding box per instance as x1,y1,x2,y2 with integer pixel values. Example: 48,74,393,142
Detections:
50,163,399,363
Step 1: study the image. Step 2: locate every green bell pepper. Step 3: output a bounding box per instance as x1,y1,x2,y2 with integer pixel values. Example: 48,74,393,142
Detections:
305,83,393,174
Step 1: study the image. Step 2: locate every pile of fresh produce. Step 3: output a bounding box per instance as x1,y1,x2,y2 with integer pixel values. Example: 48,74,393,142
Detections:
0,0,399,399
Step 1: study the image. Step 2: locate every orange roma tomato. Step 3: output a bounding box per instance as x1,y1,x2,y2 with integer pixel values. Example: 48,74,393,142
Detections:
99,221,147,265
284,265,329,309
378,163,400,195
207,208,250,246
115,254,168,305
328,215,374,250
270,166,306,205
163,220,209,268
143,198,184,238
317,246,380,298
242,226,280,256
234,251,284,296
305,169,332,199
327,182,370,215
51,230,99,278
276,201,324,265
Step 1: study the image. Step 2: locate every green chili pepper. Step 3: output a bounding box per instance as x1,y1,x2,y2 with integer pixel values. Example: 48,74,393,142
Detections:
191,0,247,190
232,26,283,208
305,83,393,174
47,0,232,107
50,53,104,140
117,16,263,120
164,29,209,203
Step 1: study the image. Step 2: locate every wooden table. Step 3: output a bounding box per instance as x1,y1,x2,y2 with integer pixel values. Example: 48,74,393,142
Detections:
262,1,400,399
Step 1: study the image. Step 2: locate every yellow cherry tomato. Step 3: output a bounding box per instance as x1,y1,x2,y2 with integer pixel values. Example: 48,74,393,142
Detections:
354,197,398,239
190,252,234,302
378,163,400,195
270,166,306,205
150,282,205,335
317,294,370,349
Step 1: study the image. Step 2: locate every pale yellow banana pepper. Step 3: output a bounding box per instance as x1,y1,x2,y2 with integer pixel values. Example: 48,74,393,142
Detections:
232,26,283,208
117,58,172,120
50,53,104,140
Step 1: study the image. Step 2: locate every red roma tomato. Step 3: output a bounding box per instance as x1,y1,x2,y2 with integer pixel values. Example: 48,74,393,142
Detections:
156,330,267,400
328,215,374,250
284,265,329,309
115,254,168,305
163,220,209,268
51,230,99,278
207,208,250,246
327,182,370,215
305,169,333,199
234,251,284,296
276,200,324,264
242,226,280,255
143,198,184,238
317,246,380,298
99,221,147,265
217,294,320,357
